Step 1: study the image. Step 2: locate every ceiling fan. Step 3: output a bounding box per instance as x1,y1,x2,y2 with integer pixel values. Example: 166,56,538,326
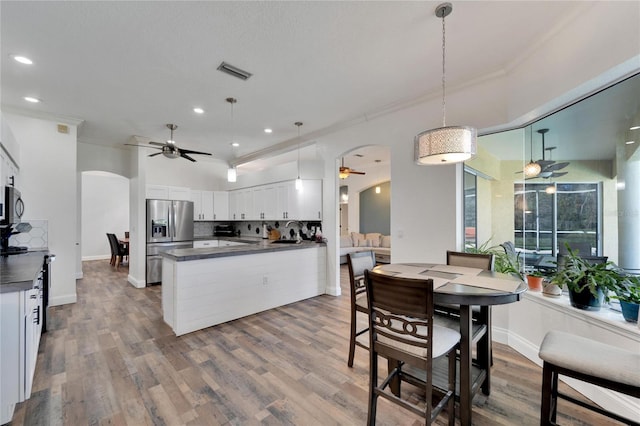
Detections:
519,128,569,179
125,124,212,162
339,157,366,179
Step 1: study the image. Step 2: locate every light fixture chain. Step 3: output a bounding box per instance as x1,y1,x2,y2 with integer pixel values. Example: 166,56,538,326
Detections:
441,10,446,127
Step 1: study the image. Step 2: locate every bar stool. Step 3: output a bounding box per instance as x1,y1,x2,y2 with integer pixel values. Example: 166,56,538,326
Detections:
538,330,640,426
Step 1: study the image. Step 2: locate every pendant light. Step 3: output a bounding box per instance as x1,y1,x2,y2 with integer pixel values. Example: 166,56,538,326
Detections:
227,97,237,183
524,126,541,178
415,3,477,165
294,122,303,190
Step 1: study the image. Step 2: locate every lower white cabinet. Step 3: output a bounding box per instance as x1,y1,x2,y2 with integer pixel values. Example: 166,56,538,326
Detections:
0,277,43,425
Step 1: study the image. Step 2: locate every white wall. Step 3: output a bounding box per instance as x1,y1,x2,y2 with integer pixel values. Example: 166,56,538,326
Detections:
81,171,129,260
5,112,80,306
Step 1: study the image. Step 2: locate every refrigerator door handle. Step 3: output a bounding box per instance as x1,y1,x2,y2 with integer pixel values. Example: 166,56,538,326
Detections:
172,202,177,238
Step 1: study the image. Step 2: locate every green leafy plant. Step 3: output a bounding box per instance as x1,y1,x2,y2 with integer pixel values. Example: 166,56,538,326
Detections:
611,276,640,304
550,244,620,300
467,238,524,280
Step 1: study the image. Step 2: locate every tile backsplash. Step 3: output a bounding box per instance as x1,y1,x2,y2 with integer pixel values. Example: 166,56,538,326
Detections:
9,220,49,249
194,220,322,240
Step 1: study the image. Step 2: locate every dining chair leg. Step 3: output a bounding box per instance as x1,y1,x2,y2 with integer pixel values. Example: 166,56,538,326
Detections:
479,306,492,395
367,350,378,426
540,361,556,426
348,308,357,367
448,352,456,426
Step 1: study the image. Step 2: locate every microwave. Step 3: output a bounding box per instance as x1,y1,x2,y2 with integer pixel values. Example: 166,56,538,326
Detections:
3,186,24,225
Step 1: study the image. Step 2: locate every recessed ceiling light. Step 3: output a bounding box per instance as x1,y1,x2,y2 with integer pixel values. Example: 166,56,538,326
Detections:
24,96,40,103
231,142,240,147
630,125,640,130
625,140,635,145
264,128,272,134
12,55,33,65
193,107,204,114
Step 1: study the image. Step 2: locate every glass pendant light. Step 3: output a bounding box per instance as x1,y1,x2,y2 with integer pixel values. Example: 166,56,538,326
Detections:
227,97,238,183
295,122,303,190
415,3,477,165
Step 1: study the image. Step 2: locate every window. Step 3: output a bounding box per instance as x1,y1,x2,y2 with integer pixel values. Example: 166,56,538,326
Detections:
464,170,477,249
514,182,601,255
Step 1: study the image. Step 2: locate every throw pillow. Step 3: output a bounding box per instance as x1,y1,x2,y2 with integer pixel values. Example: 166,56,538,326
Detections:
381,235,391,248
340,235,353,248
351,232,365,247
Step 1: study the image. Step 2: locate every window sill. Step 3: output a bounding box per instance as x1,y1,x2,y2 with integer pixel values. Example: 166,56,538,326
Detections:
523,291,640,341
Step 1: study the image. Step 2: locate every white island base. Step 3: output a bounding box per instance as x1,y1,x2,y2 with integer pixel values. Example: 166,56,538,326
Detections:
162,245,326,336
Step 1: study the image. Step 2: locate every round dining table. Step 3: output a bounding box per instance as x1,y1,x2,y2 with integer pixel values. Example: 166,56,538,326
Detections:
369,262,527,426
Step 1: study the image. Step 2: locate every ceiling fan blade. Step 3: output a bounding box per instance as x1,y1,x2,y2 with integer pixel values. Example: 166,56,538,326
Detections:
149,141,165,147
545,162,569,172
550,172,568,178
536,160,555,168
180,153,197,162
124,143,162,150
148,152,163,157
179,148,212,156
350,171,366,175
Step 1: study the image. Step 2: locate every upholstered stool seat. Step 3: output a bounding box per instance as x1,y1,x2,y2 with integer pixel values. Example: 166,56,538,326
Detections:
538,330,640,426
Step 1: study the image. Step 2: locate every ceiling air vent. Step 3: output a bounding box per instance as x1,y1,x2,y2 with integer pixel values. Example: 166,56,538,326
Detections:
217,62,252,81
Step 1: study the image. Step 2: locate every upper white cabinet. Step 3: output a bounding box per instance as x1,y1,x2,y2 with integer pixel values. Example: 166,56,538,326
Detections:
229,188,254,220
146,185,191,201
213,191,229,221
228,180,322,221
297,179,322,220
191,190,214,221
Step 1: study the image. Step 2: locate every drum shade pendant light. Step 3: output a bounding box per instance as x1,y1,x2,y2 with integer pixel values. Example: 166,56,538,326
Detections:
227,97,238,182
415,3,477,165
294,122,303,190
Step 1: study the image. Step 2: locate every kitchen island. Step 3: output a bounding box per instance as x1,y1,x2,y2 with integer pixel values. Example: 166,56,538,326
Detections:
161,238,326,336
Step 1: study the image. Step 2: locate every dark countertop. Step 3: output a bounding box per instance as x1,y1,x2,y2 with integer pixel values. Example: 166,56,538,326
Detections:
162,238,325,262
0,250,48,293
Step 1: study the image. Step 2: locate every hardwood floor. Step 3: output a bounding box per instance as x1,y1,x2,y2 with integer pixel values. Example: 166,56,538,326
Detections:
10,261,621,425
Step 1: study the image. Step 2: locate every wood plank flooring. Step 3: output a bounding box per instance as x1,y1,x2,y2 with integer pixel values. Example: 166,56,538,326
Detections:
9,261,622,425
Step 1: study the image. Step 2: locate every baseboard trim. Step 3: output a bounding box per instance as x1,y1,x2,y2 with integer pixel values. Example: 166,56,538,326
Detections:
49,294,77,306
82,255,111,261
127,274,146,289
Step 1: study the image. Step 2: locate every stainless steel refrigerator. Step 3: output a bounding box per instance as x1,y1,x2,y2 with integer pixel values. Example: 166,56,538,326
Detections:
146,199,194,284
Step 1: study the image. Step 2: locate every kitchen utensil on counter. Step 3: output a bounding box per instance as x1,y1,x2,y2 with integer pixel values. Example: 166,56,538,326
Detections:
269,229,281,240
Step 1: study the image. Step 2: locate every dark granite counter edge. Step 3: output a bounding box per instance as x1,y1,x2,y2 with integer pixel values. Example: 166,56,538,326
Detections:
1,250,49,293
161,240,325,262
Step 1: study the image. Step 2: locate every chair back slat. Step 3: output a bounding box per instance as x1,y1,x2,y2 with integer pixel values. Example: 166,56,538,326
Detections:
347,251,376,296
447,250,494,271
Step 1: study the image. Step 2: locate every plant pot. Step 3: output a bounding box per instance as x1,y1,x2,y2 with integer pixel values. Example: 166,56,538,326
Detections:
526,275,544,292
568,287,604,311
619,300,639,323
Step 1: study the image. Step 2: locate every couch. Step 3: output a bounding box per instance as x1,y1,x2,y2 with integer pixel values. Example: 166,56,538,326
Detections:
340,232,391,264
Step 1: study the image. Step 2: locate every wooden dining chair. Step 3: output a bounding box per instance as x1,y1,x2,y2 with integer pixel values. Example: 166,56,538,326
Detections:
346,251,376,367
364,269,459,425
435,250,495,387
107,233,128,268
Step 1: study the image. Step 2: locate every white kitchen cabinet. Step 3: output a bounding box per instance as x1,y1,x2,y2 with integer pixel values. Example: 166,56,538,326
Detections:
219,240,247,247
213,191,229,221
229,188,253,220
191,190,214,221
168,186,191,201
193,239,219,248
146,184,170,199
0,277,43,425
252,185,277,220
297,179,322,220
146,185,191,201
275,181,298,220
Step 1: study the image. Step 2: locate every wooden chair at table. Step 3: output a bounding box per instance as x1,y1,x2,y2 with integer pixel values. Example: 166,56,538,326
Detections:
346,250,376,367
434,251,495,386
107,233,129,269
364,269,459,425
106,233,118,266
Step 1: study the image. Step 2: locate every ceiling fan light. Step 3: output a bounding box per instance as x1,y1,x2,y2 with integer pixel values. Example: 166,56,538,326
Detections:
414,126,477,165
339,170,349,179
545,184,556,194
524,161,542,177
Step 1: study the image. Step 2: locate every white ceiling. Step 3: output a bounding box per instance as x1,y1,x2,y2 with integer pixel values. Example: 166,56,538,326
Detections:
2,1,599,169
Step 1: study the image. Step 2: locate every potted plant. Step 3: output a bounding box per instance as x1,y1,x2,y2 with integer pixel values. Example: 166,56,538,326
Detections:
525,270,544,292
550,245,620,311
611,276,640,323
